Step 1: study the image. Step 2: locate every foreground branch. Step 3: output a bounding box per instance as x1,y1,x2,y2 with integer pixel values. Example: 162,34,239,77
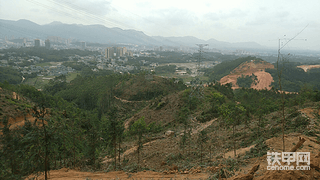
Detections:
289,137,306,152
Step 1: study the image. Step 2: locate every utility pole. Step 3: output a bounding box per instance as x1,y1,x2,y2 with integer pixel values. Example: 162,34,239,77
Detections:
276,25,307,152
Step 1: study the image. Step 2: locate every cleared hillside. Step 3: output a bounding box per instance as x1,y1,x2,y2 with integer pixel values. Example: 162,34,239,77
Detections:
220,59,274,90
2,70,320,180
297,64,320,72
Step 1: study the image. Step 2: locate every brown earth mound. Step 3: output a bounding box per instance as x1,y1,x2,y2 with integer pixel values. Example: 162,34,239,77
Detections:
220,60,274,90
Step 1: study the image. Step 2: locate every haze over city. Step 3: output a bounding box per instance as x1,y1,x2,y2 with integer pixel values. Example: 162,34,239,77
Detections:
1,0,319,50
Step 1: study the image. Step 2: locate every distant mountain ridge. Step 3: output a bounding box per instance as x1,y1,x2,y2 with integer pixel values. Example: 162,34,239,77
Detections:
0,19,265,49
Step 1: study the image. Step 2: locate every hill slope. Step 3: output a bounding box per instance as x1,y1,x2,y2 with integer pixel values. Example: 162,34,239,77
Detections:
0,87,35,129
1,19,265,49
220,59,274,90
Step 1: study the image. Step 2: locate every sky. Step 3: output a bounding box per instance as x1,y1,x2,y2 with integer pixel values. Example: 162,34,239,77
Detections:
0,0,319,50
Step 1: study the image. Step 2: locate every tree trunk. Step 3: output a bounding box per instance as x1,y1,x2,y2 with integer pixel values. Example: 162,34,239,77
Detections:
118,136,121,169
281,92,285,152
114,137,117,170
43,119,48,180
200,144,203,164
233,125,236,158
73,134,76,168
137,145,140,170
258,116,261,138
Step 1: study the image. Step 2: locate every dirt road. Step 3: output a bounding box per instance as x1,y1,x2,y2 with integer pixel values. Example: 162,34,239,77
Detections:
27,169,210,180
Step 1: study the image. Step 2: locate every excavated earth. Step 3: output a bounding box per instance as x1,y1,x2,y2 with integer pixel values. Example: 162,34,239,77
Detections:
220,60,274,90
297,64,320,72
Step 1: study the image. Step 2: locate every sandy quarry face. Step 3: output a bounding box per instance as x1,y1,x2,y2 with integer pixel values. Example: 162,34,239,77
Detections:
220,60,274,90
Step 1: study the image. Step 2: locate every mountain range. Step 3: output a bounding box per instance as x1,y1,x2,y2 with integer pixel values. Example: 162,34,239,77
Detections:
0,19,265,49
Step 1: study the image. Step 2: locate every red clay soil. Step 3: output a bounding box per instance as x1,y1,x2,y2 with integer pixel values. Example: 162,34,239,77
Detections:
220,60,274,90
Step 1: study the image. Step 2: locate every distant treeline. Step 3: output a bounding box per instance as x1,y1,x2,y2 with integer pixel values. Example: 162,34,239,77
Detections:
266,62,320,92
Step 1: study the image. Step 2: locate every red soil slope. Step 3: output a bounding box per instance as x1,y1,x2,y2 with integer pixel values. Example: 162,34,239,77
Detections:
220,60,274,90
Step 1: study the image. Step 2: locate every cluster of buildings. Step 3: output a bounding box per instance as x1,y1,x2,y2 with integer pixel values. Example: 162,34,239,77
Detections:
0,53,75,76
34,39,51,49
105,47,133,59
23,64,74,77
0,36,94,51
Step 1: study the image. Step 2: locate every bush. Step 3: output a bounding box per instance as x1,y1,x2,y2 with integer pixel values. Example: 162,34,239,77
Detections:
166,153,184,163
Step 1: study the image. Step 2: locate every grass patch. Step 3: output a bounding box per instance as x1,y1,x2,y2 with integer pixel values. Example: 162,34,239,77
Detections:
35,62,51,67
23,76,54,89
66,72,80,82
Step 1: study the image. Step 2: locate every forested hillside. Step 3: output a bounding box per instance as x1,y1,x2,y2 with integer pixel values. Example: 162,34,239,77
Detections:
0,67,22,84
1,55,320,179
266,62,320,92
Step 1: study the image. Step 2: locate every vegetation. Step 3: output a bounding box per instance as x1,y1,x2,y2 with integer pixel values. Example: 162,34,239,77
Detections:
129,117,149,169
0,47,99,62
1,53,320,179
155,65,176,74
0,67,22,84
266,62,320,92
236,73,258,88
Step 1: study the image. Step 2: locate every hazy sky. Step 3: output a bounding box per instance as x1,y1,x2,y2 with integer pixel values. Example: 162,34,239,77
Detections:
1,0,319,50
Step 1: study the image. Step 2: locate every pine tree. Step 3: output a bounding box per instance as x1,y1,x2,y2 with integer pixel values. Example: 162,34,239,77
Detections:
129,117,148,169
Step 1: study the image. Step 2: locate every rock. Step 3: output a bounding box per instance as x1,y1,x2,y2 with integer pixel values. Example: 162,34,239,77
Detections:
165,130,175,137
160,161,166,166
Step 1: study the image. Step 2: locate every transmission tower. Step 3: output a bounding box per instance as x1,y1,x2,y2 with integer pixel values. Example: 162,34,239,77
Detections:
196,44,208,77
188,44,209,100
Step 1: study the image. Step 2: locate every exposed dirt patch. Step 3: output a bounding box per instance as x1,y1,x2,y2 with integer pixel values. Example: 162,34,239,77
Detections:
251,71,274,90
226,133,320,179
220,60,274,90
297,64,320,72
265,134,320,154
7,114,37,129
27,169,210,180
300,107,317,120
224,145,255,159
191,118,217,135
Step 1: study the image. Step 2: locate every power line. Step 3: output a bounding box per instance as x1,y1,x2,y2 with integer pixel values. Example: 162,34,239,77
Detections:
279,24,308,50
